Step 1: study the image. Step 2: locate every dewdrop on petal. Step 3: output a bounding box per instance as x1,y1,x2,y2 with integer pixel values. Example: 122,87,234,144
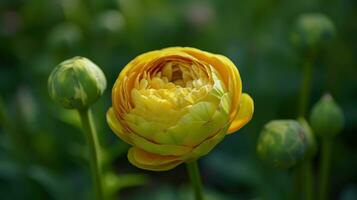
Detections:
48,57,107,109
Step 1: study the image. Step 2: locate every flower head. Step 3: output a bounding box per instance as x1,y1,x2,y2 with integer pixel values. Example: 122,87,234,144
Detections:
310,94,344,138
291,13,336,53
257,120,308,169
48,57,107,109
107,47,253,171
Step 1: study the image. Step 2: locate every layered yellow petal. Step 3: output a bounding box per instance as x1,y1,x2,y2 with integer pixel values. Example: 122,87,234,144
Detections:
227,93,254,134
107,107,192,156
184,127,227,161
106,107,133,145
128,147,182,171
176,47,242,120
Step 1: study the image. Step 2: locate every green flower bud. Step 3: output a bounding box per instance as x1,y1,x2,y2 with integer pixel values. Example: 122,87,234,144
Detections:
48,57,107,109
291,13,336,52
310,94,344,138
257,120,308,169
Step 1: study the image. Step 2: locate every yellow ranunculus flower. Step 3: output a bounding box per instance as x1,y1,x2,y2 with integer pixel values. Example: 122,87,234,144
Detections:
107,47,254,171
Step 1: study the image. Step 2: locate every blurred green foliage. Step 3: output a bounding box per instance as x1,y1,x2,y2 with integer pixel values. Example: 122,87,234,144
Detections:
0,0,356,199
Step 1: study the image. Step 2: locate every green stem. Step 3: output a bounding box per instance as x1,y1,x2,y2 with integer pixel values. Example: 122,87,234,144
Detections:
292,166,301,200
302,161,314,200
296,59,314,200
298,61,312,117
319,139,332,200
186,161,204,200
78,108,104,200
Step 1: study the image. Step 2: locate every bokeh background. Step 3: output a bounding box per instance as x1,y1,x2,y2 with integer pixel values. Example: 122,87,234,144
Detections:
0,0,356,199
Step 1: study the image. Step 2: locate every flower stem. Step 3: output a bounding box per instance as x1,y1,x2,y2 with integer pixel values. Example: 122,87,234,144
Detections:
293,166,302,200
319,139,332,200
298,61,312,117
296,59,314,200
78,108,104,200
186,161,204,200
302,160,314,200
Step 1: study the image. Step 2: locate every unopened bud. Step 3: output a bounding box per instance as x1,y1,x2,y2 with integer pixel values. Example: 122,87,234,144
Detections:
310,94,344,138
292,13,336,52
257,120,308,169
48,57,107,109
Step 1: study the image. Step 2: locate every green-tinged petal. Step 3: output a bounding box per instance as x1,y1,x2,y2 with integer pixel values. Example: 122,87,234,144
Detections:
128,147,183,171
201,70,226,104
125,113,178,144
228,93,254,134
166,101,228,146
106,107,133,145
218,93,231,115
117,125,193,156
129,147,180,165
209,71,226,99
187,102,216,122
128,129,192,156
184,127,227,161
108,107,192,156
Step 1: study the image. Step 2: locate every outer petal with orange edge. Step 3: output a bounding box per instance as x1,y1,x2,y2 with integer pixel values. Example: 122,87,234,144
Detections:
128,147,182,171
227,93,254,134
107,108,193,157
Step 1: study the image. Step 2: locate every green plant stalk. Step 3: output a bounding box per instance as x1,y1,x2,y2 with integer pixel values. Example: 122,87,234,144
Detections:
292,166,301,200
303,160,313,200
319,139,332,200
78,108,104,200
296,60,314,200
298,61,312,117
186,161,204,200
292,162,313,200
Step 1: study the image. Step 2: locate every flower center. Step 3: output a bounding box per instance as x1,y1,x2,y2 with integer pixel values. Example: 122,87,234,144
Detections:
132,61,212,110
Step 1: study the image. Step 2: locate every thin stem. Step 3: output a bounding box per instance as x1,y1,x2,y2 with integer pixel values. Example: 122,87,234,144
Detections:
319,139,332,200
302,161,314,200
78,108,104,200
296,58,314,200
186,161,204,200
298,61,313,117
292,166,301,200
